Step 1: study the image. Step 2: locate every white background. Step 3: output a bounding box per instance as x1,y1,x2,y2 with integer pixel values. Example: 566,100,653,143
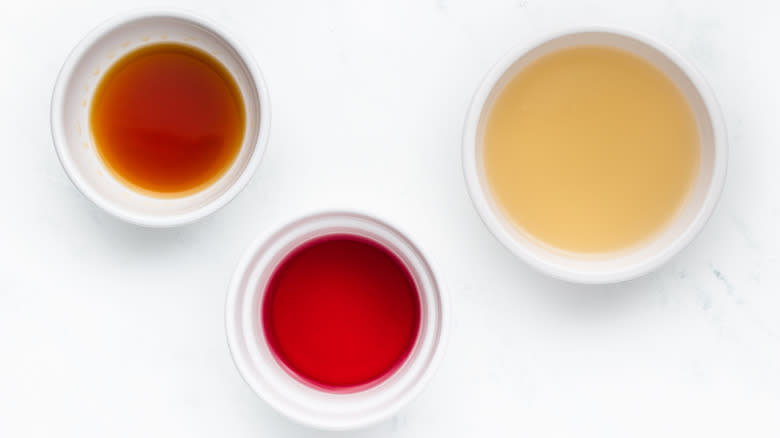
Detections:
2,0,779,436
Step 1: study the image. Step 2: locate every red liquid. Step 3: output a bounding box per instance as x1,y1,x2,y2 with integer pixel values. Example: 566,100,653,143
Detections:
262,235,421,390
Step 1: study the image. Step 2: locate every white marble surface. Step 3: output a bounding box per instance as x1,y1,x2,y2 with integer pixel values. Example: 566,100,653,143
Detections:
1,0,779,436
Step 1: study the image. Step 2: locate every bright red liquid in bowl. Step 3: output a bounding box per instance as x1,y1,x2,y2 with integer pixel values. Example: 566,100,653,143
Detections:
262,235,421,390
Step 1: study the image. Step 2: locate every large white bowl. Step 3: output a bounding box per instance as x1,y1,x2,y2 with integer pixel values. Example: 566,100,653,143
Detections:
51,9,270,227
463,27,728,284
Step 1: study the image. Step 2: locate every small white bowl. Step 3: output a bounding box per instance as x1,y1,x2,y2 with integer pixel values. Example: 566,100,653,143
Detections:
50,9,270,227
463,27,728,284
225,212,448,430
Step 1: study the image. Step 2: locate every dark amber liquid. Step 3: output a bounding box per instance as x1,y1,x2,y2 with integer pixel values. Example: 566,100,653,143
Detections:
90,43,245,196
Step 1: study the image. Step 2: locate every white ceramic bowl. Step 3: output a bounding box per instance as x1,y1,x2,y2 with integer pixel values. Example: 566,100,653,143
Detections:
225,212,448,430
463,27,728,284
51,9,270,227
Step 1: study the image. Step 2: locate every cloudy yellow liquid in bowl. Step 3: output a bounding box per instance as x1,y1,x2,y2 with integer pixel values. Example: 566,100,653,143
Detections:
483,45,700,254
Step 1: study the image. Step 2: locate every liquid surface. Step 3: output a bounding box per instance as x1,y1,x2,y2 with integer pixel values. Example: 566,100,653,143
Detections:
90,43,245,196
484,45,700,253
262,235,420,390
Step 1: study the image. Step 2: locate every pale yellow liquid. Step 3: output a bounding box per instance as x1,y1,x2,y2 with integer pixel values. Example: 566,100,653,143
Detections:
484,45,700,254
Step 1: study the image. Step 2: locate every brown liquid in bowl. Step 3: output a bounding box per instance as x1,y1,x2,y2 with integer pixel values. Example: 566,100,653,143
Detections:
90,43,246,196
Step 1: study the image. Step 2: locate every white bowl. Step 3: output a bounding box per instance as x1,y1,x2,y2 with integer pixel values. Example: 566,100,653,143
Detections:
463,27,728,284
225,212,448,430
50,9,270,227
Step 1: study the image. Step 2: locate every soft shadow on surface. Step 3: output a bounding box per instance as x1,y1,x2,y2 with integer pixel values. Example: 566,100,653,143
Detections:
225,363,405,437
285,419,395,438
230,386,400,438
80,193,239,256
89,211,203,253
538,272,662,320
478,232,664,322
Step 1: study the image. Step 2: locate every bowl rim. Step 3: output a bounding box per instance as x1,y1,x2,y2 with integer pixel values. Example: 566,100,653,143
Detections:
224,210,450,430
50,8,271,227
462,26,728,284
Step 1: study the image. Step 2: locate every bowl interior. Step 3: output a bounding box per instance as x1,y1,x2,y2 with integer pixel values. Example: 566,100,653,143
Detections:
226,213,446,429
469,30,722,282
54,13,263,224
